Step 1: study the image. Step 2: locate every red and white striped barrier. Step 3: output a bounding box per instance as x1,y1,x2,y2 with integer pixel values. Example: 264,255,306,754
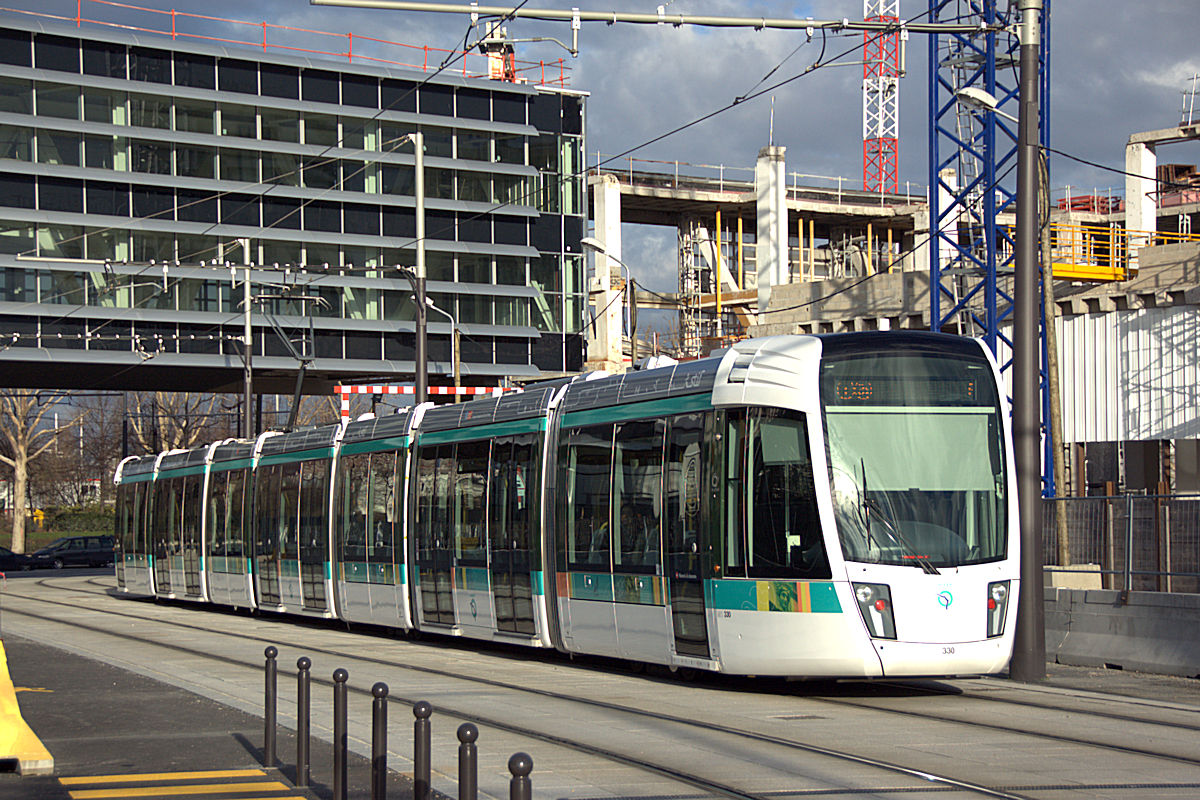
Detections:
334,384,519,418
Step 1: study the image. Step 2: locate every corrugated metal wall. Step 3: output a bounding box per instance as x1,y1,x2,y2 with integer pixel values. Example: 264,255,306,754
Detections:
1002,307,1200,443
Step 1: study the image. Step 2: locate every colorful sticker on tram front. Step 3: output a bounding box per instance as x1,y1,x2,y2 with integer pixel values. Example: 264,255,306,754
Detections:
709,580,843,614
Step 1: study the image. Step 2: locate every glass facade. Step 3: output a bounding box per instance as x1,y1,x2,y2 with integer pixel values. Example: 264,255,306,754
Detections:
0,18,586,380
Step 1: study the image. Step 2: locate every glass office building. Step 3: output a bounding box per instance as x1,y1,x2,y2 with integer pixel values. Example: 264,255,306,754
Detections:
0,15,586,393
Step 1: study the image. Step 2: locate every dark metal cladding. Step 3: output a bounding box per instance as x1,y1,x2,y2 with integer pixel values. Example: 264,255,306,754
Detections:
159,446,208,471
212,440,255,463
122,455,157,476
458,397,501,427
667,357,720,395
420,401,472,433
817,330,984,360
342,409,410,446
560,373,623,413
492,383,561,423
259,424,340,457
617,364,677,403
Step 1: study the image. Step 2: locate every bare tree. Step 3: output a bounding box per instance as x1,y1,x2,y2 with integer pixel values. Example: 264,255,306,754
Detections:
127,392,225,453
0,391,80,552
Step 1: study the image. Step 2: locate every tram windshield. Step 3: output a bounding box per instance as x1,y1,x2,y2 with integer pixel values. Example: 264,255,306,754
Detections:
820,347,1008,569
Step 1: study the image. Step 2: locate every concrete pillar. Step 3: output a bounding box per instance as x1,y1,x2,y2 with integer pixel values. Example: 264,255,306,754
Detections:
586,173,623,370
755,146,788,312
1125,141,1157,267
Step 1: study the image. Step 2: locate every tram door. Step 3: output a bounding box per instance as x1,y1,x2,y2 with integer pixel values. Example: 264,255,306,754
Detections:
181,476,202,596
415,444,455,625
489,436,537,635
666,412,710,658
152,478,174,594
298,460,329,611
254,464,283,606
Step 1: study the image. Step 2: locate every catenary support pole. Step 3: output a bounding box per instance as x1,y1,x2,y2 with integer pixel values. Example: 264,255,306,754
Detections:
1010,0,1047,683
413,131,427,406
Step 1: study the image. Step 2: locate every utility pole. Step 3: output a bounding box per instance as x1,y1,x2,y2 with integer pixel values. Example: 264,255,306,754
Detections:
413,131,427,405
1010,0,1046,683
240,238,254,440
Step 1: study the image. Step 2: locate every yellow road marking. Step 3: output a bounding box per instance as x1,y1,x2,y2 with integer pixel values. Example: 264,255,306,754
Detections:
60,770,267,785
68,781,291,798
15,686,53,693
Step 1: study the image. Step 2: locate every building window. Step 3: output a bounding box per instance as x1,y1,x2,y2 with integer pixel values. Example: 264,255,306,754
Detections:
130,93,171,129
132,231,176,263
176,235,222,263
0,126,31,161
0,224,35,257
218,59,258,94
175,98,214,134
496,255,527,286
39,177,83,213
341,74,377,109
261,108,299,142
36,83,79,120
263,153,300,187
457,172,490,203
173,53,214,89
302,158,339,190
457,130,490,161
303,113,338,146
494,133,524,165
219,149,260,183
83,41,126,78
457,254,490,283
302,69,339,104
0,78,33,115
260,64,298,99
35,35,80,73
220,104,257,138
419,85,453,116
40,271,86,304
38,224,85,259
37,131,81,167
176,145,215,179
130,47,172,83
419,126,453,157
130,140,171,174
83,88,126,125
381,78,417,113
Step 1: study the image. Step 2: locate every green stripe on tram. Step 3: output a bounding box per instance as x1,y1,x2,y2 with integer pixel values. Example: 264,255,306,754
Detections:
708,579,843,614
211,458,253,472
418,416,546,445
258,447,335,466
157,465,207,478
340,435,410,456
561,393,712,429
121,472,155,484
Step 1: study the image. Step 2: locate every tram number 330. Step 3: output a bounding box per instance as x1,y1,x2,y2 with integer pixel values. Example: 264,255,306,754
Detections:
942,647,956,655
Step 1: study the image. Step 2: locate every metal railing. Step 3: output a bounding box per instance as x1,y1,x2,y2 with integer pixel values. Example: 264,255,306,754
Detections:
1042,494,1200,594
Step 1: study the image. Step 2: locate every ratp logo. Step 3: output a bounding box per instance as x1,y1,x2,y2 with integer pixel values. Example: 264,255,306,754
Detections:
937,590,954,610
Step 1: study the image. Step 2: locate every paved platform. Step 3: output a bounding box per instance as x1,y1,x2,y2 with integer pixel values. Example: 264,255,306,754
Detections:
0,634,414,800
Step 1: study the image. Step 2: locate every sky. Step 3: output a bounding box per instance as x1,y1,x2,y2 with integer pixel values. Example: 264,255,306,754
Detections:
8,0,1200,293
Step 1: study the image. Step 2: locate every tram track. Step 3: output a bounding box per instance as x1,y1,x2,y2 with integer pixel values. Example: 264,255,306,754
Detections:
3,576,1041,800
8,581,1200,799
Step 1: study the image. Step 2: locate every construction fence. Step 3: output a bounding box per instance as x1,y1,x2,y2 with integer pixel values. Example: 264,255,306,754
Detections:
1042,494,1200,594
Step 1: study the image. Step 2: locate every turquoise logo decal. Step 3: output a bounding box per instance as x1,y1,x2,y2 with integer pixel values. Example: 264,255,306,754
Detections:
937,590,953,609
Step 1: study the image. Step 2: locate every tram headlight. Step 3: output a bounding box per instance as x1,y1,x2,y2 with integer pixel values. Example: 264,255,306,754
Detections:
852,582,896,640
987,580,1010,638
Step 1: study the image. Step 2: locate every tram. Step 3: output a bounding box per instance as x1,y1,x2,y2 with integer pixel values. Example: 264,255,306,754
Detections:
113,332,1019,678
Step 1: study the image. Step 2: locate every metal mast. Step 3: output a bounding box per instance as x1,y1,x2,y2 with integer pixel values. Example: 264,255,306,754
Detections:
863,0,902,194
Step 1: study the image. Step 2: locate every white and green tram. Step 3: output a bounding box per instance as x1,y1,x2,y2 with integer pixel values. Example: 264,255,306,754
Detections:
114,332,1018,678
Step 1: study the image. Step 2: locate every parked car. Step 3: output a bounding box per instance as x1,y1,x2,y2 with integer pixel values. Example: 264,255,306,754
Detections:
28,535,115,569
0,545,32,572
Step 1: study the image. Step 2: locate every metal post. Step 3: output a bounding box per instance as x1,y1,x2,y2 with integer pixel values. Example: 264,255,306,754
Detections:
243,265,254,439
413,701,432,800
1009,0,1046,683
1124,493,1134,594
507,753,532,800
296,657,311,787
263,646,277,767
372,683,389,800
457,723,478,800
333,668,349,800
413,131,427,406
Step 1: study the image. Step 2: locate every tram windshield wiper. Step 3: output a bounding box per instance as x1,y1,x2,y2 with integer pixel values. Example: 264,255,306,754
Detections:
860,458,940,575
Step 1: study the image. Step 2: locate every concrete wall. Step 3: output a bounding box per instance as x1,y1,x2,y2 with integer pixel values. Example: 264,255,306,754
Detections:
1044,587,1200,677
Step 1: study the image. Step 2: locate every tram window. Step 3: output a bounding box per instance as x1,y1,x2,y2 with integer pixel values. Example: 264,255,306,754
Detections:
208,471,226,560
491,434,537,565
367,451,397,567
455,440,488,565
255,464,282,557
337,453,370,567
666,412,704,563
613,420,663,574
560,424,613,571
278,463,301,560
182,475,201,553
225,468,247,563
432,446,455,553
299,460,328,560
414,447,436,563
725,408,830,580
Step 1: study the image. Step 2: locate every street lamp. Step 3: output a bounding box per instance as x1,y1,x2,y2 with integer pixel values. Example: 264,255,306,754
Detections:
423,296,461,403
954,86,1019,124
955,3,1046,682
579,236,636,358
391,132,426,403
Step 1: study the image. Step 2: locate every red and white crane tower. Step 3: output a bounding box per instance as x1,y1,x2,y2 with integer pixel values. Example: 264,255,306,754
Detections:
862,0,903,193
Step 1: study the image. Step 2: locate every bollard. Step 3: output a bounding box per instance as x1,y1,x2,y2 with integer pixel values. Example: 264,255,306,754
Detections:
372,683,389,800
263,646,278,768
457,723,478,800
333,668,349,800
296,657,311,788
413,701,432,800
507,752,532,800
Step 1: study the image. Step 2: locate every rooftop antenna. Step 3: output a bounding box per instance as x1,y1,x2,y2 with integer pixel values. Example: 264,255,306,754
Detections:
1181,74,1199,126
